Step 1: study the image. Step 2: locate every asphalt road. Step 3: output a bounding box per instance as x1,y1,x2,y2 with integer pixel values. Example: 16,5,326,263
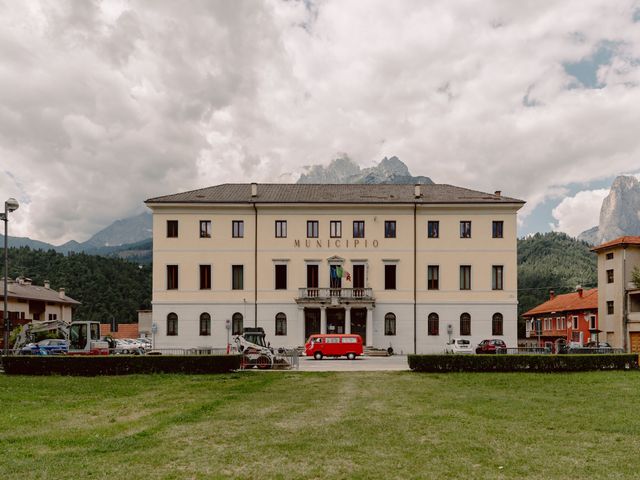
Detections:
296,354,409,371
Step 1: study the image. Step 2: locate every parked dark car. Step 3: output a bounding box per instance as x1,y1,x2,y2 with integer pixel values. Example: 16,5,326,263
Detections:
567,341,614,354
475,339,507,354
20,338,68,355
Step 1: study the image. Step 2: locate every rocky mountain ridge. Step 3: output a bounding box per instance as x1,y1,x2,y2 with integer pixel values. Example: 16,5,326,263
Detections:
578,175,640,245
297,156,433,185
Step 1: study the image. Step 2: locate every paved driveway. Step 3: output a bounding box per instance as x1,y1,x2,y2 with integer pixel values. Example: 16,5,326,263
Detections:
297,354,409,372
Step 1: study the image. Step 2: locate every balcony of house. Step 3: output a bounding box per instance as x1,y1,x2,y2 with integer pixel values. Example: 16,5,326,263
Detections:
296,287,375,305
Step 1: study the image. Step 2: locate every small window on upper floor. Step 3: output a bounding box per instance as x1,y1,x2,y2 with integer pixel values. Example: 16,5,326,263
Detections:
275,220,287,238
232,220,244,238
607,301,614,315
607,269,614,284
330,221,342,238
167,220,178,238
307,221,319,238
606,252,614,260
492,221,504,238
460,221,471,238
353,221,365,238
384,221,396,238
427,221,439,238
200,220,211,238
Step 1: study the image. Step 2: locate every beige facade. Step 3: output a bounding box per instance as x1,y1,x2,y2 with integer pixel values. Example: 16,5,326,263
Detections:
0,277,79,347
146,184,523,353
593,238,640,352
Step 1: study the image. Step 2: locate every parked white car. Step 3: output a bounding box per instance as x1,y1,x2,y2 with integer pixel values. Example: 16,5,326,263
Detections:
445,338,473,354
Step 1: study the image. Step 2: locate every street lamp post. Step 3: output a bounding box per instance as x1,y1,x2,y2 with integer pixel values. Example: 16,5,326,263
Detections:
2,197,19,355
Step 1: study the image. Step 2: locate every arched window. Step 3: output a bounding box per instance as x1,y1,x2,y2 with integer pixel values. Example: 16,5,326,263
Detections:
492,313,503,336
460,313,471,336
384,312,396,336
167,312,178,336
275,312,287,336
200,313,211,336
232,312,243,335
428,313,439,336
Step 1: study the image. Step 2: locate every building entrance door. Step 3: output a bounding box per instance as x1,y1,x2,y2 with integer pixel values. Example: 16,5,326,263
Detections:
350,308,367,343
304,308,321,341
327,308,345,334
630,332,640,353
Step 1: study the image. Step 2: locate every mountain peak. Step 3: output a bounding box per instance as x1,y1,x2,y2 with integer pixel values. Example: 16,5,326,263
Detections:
297,156,433,185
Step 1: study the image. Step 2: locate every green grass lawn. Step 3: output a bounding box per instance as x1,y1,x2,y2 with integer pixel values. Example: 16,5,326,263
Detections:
1,371,640,479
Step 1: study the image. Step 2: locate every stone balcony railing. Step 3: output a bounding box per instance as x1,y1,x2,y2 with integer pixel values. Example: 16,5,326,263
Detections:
296,287,374,303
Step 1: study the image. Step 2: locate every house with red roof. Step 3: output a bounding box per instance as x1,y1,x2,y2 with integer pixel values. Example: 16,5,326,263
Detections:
522,287,598,352
591,236,640,352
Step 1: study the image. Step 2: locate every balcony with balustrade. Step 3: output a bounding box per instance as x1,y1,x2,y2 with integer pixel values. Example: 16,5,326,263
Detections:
296,287,375,306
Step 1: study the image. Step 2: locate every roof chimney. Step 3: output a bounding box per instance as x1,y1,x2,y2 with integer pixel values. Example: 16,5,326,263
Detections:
414,184,422,198
23,277,32,286
549,290,555,300
576,285,583,298
494,190,501,197
44,280,50,289
251,182,258,198
59,288,65,299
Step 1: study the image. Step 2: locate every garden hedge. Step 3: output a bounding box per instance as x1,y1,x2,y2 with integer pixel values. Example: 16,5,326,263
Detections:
1,354,242,376
408,354,639,372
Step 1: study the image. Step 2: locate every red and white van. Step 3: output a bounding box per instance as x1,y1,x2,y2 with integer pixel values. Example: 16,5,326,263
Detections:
305,334,363,360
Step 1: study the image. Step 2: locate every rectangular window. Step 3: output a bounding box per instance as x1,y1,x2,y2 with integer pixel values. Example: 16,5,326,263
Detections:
492,265,504,290
384,221,396,238
428,315,439,336
275,314,287,336
167,220,178,238
572,316,578,329
232,220,244,238
384,265,397,290
606,252,614,260
385,315,396,336
200,315,211,336
460,265,471,290
590,315,597,330
275,220,287,238
492,221,504,238
460,221,471,238
544,318,551,330
460,315,471,336
199,220,211,238
492,316,503,336
330,221,342,238
307,264,319,288
275,264,287,290
557,317,566,330
307,220,319,238
353,221,365,238
166,265,178,290
607,301,614,315
607,269,614,283
199,265,211,290
427,221,439,238
427,265,439,290
232,265,244,290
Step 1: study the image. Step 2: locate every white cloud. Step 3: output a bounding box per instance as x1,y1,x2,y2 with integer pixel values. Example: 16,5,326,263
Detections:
551,189,609,237
0,0,640,243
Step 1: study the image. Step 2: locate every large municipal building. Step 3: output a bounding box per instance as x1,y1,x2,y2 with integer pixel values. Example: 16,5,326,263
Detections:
145,183,524,354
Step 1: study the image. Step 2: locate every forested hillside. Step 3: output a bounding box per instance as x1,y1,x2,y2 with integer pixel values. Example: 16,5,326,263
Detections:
518,232,597,317
6,247,151,323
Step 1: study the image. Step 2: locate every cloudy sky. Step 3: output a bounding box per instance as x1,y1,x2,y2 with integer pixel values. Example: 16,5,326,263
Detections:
1,0,640,244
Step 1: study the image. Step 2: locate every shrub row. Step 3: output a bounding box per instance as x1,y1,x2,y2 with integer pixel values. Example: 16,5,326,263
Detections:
2,354,242,376
408,354,639,373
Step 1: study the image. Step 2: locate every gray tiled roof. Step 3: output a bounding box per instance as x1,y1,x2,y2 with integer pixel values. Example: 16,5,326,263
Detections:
146,184,524,205
0,281,81,305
